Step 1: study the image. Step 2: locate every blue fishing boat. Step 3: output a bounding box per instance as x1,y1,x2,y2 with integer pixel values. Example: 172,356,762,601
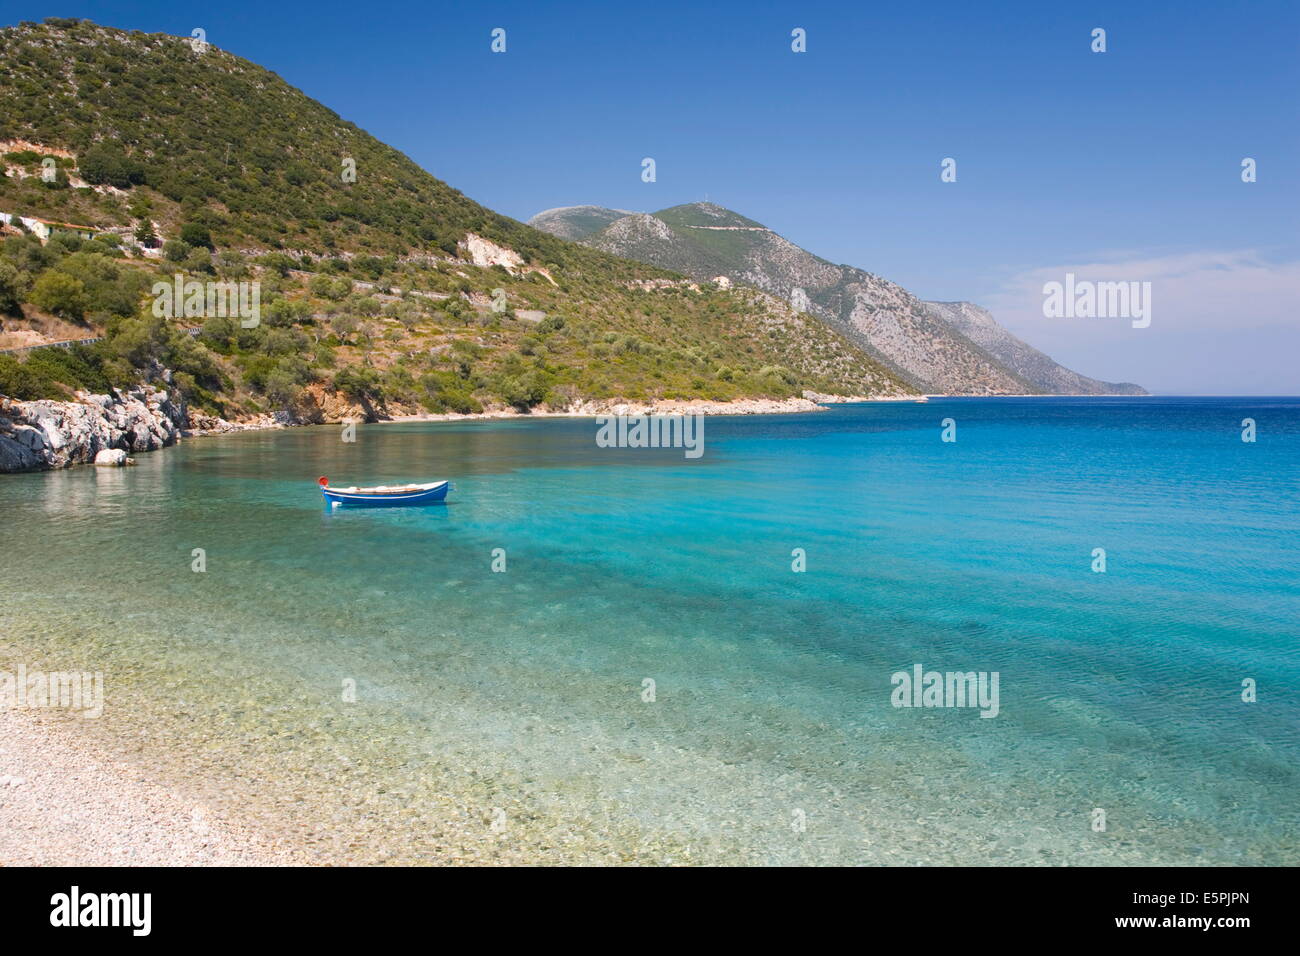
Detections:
319,476,450,508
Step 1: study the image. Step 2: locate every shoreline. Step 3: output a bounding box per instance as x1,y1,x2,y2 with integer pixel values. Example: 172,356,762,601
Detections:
1,390,925,473
3,387,1164,475
373,391,924,426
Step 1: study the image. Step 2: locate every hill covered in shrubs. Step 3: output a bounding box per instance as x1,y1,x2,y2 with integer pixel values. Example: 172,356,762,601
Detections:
0,18,912,420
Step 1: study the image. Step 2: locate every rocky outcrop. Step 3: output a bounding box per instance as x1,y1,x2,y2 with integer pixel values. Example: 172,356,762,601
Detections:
458,233,524,273
0,386,186,473
186,409,289,434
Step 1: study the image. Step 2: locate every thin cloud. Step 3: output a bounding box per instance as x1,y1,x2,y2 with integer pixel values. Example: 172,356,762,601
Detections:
985,251,1300,394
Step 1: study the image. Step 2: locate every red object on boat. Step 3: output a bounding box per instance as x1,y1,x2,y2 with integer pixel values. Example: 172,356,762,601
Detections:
318,476,329,488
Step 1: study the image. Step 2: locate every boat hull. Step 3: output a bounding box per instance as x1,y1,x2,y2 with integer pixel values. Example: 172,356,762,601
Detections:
322,481,449,508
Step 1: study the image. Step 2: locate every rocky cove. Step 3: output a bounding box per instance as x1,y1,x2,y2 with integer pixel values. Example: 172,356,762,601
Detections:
0,385,281,474
0,386,183,473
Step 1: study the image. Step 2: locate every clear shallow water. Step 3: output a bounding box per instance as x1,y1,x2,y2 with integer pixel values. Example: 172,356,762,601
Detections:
2,397,1297,864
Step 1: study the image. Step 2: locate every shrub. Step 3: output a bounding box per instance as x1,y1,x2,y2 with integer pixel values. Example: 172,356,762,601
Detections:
23,343,111,393
417,372,481,414
0,341,112,400
180,223,214,249
1,236,54,274
49,252,149,318
0,260,31,314
0,353,58,399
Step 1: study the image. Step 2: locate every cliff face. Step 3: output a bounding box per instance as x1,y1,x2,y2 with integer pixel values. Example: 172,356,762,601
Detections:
0,387,187,473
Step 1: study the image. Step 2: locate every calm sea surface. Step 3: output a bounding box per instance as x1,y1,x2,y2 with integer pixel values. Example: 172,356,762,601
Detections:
2,397,1297,864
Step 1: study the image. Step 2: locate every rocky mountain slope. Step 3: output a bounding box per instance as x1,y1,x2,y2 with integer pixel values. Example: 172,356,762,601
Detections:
530,203,1145,396
923,300,1145,395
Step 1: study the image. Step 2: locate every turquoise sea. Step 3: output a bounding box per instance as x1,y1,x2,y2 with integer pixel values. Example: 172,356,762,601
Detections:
2,397,1297,864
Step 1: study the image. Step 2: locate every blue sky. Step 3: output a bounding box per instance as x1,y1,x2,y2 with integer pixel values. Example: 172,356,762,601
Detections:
2,0,1297,392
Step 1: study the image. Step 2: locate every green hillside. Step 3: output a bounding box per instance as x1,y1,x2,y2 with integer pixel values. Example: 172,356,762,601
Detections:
0,18,913,418
0,18,591,265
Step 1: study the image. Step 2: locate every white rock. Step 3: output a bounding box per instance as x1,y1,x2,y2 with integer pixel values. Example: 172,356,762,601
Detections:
458,233,524,272
94,448,128,467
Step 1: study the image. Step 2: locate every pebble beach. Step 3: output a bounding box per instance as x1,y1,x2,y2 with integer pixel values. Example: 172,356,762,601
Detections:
0,707,300,866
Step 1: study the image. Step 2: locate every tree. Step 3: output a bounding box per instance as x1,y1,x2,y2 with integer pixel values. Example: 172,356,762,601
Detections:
264,366,302,406
356,320,379,350
329,313,358,343
79,145,144,189
50,252,149,318
199,316,237,352
29,271,89,320
216,250,249,278
497,368,548,410
257,252,296,277
183,248,215,275
162,239,191,262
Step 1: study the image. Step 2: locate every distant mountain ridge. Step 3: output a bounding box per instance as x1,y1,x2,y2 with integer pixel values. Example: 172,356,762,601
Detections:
529,203,1146,396
922,300,1145,396
528,205,634,241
